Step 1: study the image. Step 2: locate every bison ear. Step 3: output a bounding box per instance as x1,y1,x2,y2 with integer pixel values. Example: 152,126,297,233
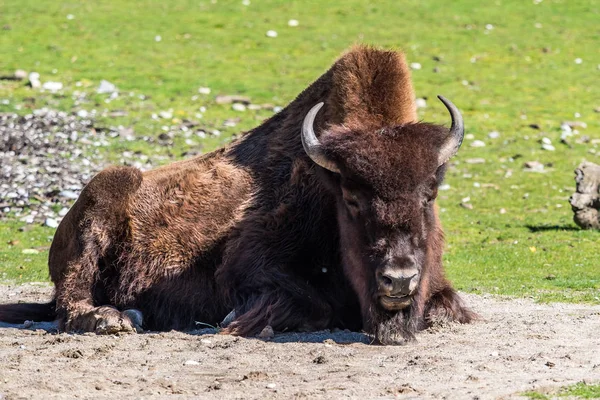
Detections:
437,95,464,166
301,102,340,173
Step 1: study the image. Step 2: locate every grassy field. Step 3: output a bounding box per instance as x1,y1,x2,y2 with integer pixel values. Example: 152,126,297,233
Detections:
0,0,599,303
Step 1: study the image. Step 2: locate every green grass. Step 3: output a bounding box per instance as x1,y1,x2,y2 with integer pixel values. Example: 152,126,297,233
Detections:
524,382,600,399
0,0,599,303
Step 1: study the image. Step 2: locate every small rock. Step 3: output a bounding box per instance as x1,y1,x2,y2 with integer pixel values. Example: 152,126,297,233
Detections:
184,360,200,366
460,202,473,210
541,137,552,145
409,62,422,70
42,81,63,92
487,131,500,139
562,121,587,129
158,111,173,119
313,355,327,364
28,72,41,88
465,158,486,164
232,103,246,112
415,98,427,108
524,161,545,172
59,190,79,199
215,95,251,105
545,274,556,280
541,144,555,151
21,249,40,255
470,140,486,148
198,87,211,94
258,325,274,339
155,35,162,42
266,383,277,389
97,80,117,94
465,133,475,140
266,30,278,38
288,19,299,27
45,218,59,228
14,69,27,80
439,184,451,191
76,110,89,118
574,58,582,64
528,123,540,130
491,351,499,357
58,207,69,217
499,208,506,214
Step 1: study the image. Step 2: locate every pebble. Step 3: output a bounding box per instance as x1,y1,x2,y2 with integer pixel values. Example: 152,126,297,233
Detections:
45,218,59,228
288,19,299,27
470,140,486,148
232,103,246,112
541,144,555,151
28,72,41,87
465,133,475,140
487,131,500,139
266,30,278,38
198,87,211,94
158,111,173,119
415,98,427,108
465,158,486,164
524,161,545,172
215,95,251,105
258,325,274,339
21,249,39,255
409,62,422,70
14,69,27,80
541,137,552,145
439,184,451,191
266,383,277,389
97,80,117,94
184,360,200,366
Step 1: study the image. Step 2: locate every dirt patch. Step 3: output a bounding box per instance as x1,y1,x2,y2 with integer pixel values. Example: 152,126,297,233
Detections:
1,284,599,399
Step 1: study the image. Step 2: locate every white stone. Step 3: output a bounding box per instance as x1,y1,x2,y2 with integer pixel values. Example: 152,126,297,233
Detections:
575,58,582,64
155,35,162,42
415,98,427,108
232,103,246,112
198,87,211,94
541,144,555,151
184,360,200,366
470,140,486,148
410,62,422,70
97,80,117,94
45,218,59,228
42,81,63,92
288,19,299,27
266,30,278,38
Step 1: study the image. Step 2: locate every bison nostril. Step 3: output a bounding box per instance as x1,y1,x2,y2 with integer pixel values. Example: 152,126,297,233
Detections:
380,275,393,287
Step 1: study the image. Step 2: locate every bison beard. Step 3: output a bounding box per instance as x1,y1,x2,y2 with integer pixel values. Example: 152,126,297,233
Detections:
0,46,475,344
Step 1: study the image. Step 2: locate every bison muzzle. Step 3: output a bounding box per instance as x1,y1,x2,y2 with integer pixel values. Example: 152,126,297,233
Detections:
0,46,475,344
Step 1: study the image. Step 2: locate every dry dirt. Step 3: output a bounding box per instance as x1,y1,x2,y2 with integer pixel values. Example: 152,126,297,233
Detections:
0,284,599,399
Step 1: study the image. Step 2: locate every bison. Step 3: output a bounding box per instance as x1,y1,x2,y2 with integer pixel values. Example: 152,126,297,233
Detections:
0,46,474,344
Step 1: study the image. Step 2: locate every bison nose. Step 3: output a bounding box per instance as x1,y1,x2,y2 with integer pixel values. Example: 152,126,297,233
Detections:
377,268,419,297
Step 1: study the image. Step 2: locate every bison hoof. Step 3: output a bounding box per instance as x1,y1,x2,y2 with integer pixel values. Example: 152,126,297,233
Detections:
94,307,143,334
66,306,144,334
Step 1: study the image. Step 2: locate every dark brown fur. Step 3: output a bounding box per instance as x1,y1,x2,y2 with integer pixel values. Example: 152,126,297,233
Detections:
0,46,474,343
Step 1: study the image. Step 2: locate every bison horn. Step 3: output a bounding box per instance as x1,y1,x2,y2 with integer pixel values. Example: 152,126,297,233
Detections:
437,95,465,166
301,102,340,173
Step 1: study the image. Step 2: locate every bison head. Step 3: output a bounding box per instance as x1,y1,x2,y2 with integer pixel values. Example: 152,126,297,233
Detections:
301,96,464,344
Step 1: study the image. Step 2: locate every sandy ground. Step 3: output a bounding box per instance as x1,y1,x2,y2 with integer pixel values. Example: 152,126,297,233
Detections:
0,284,599,399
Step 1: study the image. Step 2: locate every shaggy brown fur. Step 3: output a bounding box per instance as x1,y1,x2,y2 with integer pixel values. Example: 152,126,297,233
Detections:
0,46,474,344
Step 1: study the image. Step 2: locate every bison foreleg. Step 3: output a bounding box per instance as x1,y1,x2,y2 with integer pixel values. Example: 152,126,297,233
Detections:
424,287,477,326
220,288,333,337
65,305,143,334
